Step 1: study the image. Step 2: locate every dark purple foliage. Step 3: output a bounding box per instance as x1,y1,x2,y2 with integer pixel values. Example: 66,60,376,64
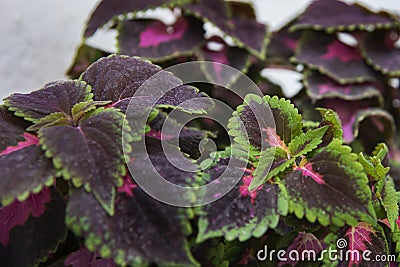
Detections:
283,140,376,226
0,107,30,151
184,0,268,58
360,30,400,76
199,36,251,85
292,0,396,31
84,0,187,37
66,187,197,266
267,18,302,67
38,108,126,215
2,0,400,266
148,111,210,158
294,31,378,83
304,70,382,101
5,80,91,121
0,133,55,207
81,55,213,113
118,16,205,61
64,247,116,267
319,98,391,143
0,187,51,245
0,188,66,267
197,157,285,242
278,232,324,266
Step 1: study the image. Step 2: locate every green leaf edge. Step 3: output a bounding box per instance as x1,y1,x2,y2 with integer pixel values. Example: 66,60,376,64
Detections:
65,190,199,267
38,107,131,216
4,80,93,122
290,31,379,85
182,3,270,60
286,139,377,227
303,69,383,101
196,183,288,243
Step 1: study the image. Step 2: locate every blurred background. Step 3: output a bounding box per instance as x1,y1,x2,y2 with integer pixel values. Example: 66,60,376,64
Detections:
0,0,399,100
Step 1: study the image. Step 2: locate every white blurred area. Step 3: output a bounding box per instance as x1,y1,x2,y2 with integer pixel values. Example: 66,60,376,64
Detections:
0,0,399,100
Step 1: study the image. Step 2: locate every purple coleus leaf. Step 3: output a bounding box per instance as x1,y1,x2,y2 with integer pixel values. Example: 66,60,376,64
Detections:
0,187,50,245
197,157,288,242
320,98,395,150
0,188,66,267
130,137,199,186
387,83,400,128
261,96,303,149
229,94,302,152
84,0,190,37
38,108,127,216
304,70,382,101
81,55,213,113
0,133,39,156
127,137,200,205
4,80,92,122
291,0,396,32
177,127,211,159
198,36,251,85
67,44,110,79
283,139,376,226
227,0,256,19
292,90,322,122
353,108,395,153
118,16,204,61
222,17,269,60
360,29,400,76
183,0,268,59
66,186,197,267
278,232,324,266
0,106,30,151
148,111,210,159
267,18,302,67
183,0,229,30
64,247,116,267
293,31,378,84
0,133,56,206
138,18,188,47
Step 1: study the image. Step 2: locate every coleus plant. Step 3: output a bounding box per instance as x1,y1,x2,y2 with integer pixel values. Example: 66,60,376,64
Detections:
68,0,284,106
69,0,400,179
1,55,399,266
266,0,400,191
70,0,268,69
1,1,400,267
